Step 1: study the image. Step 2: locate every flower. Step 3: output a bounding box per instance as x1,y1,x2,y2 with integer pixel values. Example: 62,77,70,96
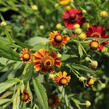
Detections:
86,25,109,38
21,88,31,103
73,24,80,29
33,49,61,73
79,76,86,82
78,33,87,40
63,9,85,29
100,11,108,18
59,0,71,5
39,25,44,30
99,41,108,50
75,28,82,34
48,94,61,107
20,48,32,63
86,77,95,87
89,60,98,69
31,5,38,10
56,23,63,29
85,100,91,107
0,21,7,26
53,71,71,86
82,22,90,30
64,5,72,11
89,40,99,50
49,31,70,48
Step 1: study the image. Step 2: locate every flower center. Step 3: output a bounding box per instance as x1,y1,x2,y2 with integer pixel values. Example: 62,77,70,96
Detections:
91,32,101,38
60,78,67,85
90,41,99,50
43,56,54,68
54,35,62,43
23,54,30,61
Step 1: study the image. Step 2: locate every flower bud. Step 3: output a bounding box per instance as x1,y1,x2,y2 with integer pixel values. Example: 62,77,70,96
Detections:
85,57,91,62
78,33,87,40
89,60,98,69
39,25,44,30
73,24,80,29
0,21,7,26
82,22,90,30
90,40,99,50
64,5,72,11
86,77,95,87
100,11,108,18
56,23,63,29
75,28,82,34
85,100,91,107
79,76,86,82
101,83,106,89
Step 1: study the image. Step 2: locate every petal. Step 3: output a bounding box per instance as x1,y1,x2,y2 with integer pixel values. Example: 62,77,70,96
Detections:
63,71,67,77
34,63,41,71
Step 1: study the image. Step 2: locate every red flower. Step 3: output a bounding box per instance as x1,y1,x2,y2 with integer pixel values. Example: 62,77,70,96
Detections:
63,9,85,29
86,25,109,38
99,41,108,50
86,25,109,50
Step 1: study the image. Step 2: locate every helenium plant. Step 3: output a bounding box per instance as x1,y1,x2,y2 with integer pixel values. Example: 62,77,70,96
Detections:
0,0,109,109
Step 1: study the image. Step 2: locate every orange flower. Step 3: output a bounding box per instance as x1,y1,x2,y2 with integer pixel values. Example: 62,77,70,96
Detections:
49,31,70,48
89,40,99,50
86,77,95,87
33,49,61,73
48,94,61,107
20,48,32,63
21,88,31,103
53,71,71,86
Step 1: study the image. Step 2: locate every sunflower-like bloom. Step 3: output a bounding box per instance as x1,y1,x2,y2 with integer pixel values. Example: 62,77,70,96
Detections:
89,40,99,50
33,49,61,73
20,48,32,63
49,31,70,48
59,0,71,5
86,77,95,87
53,71,71,86
21,88,31,103
63,9,85,29
48,94,61,107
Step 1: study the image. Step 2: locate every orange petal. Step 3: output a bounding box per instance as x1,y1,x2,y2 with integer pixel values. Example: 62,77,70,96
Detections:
34,63,41,71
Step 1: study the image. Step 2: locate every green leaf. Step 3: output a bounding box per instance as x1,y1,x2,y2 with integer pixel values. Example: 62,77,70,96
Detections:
32,78,48,109
0,37,19,61
0,99,11,105
27,36,49,46
72,64,94,73
0,78,21,93
78,44,83,57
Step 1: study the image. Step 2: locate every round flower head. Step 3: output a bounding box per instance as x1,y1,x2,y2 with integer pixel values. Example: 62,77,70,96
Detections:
49,31,70,48
59,0,71,5
86,77,95,87
20,48,32,63
86,25,109,38
100,11,108,18
53,71,71,86
33,49,61,73
63,9,85,29
48,94,61,107
85,100,91,107
90,40,99,50
21,88,31,103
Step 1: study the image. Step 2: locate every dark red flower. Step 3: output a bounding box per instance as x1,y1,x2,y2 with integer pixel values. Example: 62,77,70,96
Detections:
86,25,109,38
86,25,109,50
48,94,61,107
99,41,108,50
63,9,85,29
